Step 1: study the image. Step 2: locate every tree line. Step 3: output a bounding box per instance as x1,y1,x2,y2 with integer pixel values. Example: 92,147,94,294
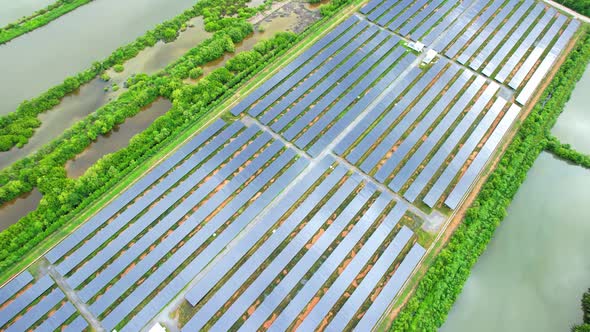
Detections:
0,0,352,275
554,0,590,17
573,288,590,332
391,28,590,331
545,136,590,169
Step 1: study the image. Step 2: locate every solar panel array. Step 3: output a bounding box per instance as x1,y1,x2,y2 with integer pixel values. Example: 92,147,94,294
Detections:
182,157,425,331
1,0,580,329
359,0,579,105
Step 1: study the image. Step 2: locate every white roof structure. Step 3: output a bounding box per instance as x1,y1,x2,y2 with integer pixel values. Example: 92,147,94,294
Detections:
422,49,437,64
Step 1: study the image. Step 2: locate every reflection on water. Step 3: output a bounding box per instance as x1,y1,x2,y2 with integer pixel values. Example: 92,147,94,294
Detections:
551,66,590,154
0,188,42,231
65,98,172,178
440,153,590,332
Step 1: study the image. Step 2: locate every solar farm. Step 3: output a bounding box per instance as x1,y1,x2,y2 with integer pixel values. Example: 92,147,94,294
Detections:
0,0,581,331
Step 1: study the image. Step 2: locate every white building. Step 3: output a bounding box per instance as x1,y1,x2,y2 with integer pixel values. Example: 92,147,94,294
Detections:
422,49,438,65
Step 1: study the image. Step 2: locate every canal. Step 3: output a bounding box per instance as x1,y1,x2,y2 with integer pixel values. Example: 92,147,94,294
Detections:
441,69,590,331
0,0,55,27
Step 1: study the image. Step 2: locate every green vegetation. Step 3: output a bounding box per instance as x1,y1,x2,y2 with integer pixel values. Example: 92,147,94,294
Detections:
0,0,260,152
0,0,94,45
113,64,125,73
390,28,590,332
572,288,590,332
554,0,590,16
545,136,590,168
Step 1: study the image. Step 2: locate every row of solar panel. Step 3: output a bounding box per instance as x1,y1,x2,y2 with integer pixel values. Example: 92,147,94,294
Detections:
81,122,305,331
182,157,425,331
0,273,88,331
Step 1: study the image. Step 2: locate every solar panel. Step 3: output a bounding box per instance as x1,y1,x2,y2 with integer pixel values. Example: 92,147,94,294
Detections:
248,21,369,117
410,0,456,41
184,158,333,307
302,45,405,154
296,210,412,331
230,16,359,116
268,196,399,331
468,0,534,70
44,119,226,264
430,0,487,53
398,0,444,37
368,0,404,24
32,302,76,332
517,19,580,105
353,243,425,331
445,104,521,209
423,97,507,208
388,0,429,32
182,164,348,331
208,176,362,331
120,153,307,332
445,0,504,58
90,137,288,319
327,226,415,331
259,28,382,125
421,0,468,45
360,64,460,174
495,8,556,83
457,0,519,64
343,61,446,164
0,275,54,328
62,316,88,332
401,81,497,201
56,123,252,277
238,185,375,331
375,71,472,183
360,0,388,15
509,15,567,89
481,3,544,77
6,288,65,332
376,0,414,27
0,271,33,306
76,133,275,301
287,35,394,143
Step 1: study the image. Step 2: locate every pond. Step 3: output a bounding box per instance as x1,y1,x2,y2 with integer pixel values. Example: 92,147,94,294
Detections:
0,0,55,26
0,189,42,231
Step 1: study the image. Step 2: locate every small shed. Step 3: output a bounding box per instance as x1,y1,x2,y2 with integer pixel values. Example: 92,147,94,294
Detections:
407,41,425,52
422,49,437,64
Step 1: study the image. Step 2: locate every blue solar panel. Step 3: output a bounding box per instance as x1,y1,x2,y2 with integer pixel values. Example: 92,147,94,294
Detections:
182,164,348,331
342,61,446,164
260,27,383,125
401,81,497,201
296,207,412,331
368,0,403,23
360,0,388,15
468,0,534,70
184,158,333,307
388,0,429,32
375,71,472,183
248,21,369,117
90,135,287,319
510,15,567,89
495,8,556,83
102,149,305,331
237,185,375,331
445,104,521,209
327,226,415,331
6,288,65,332
353,243,425,331
0,271,33,306
421,0,468,45
430,0,487,53
360,64,460,174
410,0,457,42
481,3,544,77
44,119,226,264
376,0,413,27
445,0,504,58
423,97,507,208
56,122,250,277
209,175,362,331
398,0,444,37
288,35,395,143
76,132,273,301
230,16,359,116
62,316,88,332
457,0,519,64
0,275,54,328
32,302,76,332
517,19,580,105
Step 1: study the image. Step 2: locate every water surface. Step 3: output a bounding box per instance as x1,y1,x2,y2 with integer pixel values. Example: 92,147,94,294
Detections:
0,0,55,26
0,189,42,231
440,152,590,332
